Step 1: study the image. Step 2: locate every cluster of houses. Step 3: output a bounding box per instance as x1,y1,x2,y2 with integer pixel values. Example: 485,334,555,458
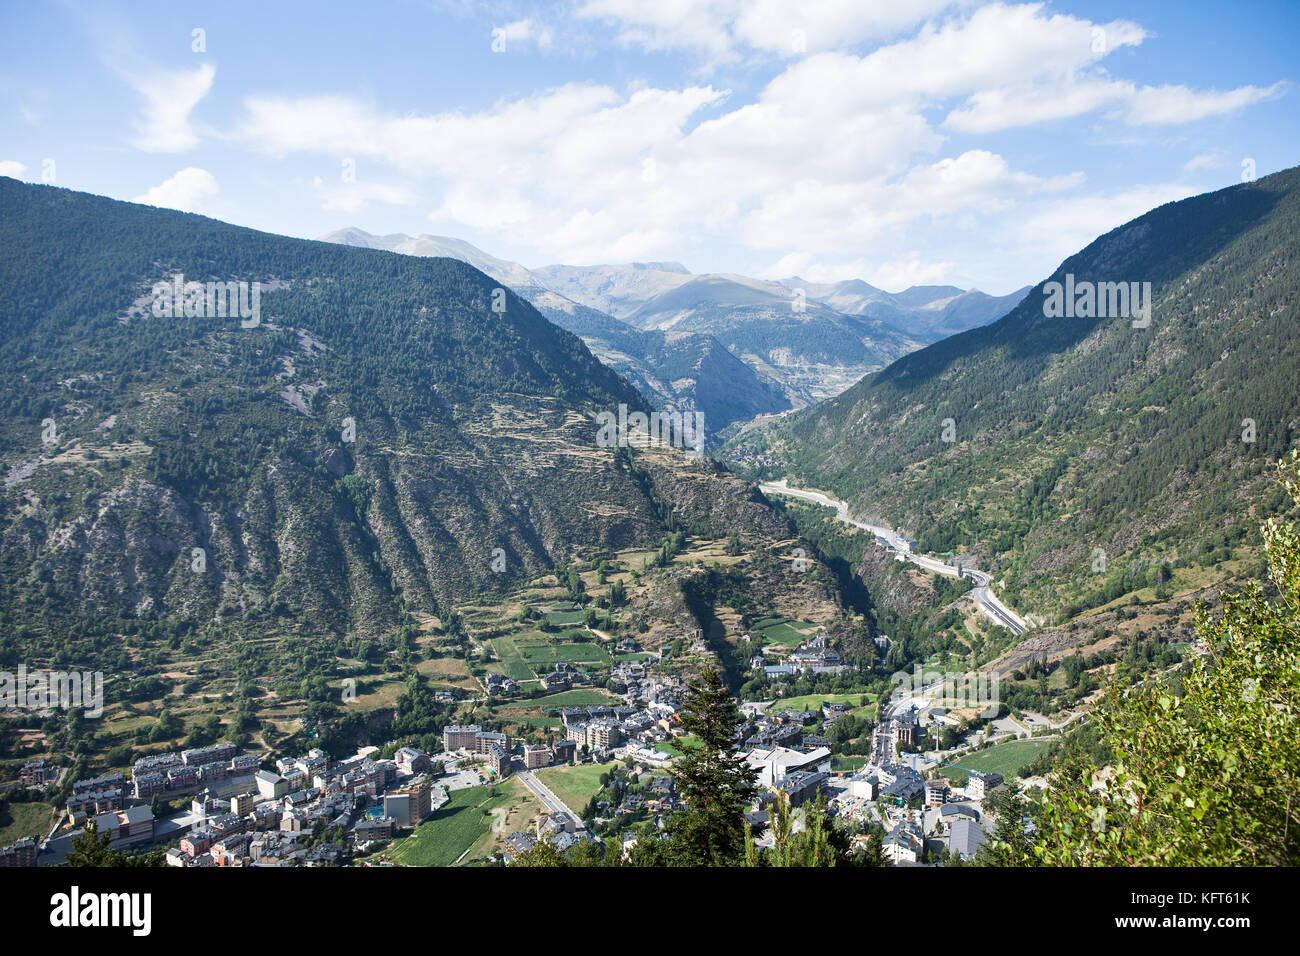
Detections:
607,662,685,712
540,661,596,694
5,742,462,867
47,743,266,835
18,758,59,789
878,798,991,865
129,743,261,801
729,694,1009,866
831,707,1007,865
161,745,448,867
741,700,849,752
501,766,682,862
754,634,850,680
560,700,685,757
503,811,597,862
0,836,37,867
442,723,587,777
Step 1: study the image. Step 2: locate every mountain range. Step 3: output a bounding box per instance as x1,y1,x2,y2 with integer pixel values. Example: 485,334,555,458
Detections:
320,229,1027,431
0,177,800,657
728,164,1300,650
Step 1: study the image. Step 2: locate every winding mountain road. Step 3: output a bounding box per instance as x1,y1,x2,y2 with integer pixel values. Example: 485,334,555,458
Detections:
758,479,1029,636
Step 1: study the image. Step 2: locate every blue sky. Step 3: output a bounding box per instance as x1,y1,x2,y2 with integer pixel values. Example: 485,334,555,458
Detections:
1,0,1296,294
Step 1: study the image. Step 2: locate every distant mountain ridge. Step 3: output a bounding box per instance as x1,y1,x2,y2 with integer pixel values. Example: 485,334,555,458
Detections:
319,228,791,432
320,228,1024,416
777,277,1032,342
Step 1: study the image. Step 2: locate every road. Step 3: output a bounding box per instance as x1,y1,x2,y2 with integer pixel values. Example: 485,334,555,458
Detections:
759,479,1029,635
515,766,583,830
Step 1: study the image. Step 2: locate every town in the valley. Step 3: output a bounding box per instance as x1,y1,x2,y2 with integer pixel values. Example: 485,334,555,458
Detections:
2,618,1054,868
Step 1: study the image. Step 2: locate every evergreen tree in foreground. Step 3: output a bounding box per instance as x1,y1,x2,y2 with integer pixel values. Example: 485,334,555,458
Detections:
64,820,166,867
665,666,759,866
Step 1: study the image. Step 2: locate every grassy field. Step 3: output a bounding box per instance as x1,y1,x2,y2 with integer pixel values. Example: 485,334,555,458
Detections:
488,630,610,679
830,755,869,772
535,762,619,815
654,735,699,757
529,689,617,709
937,737,1056,785
520,642,609,667
774,692,875,712
494,716,562,730
387,779,541,867
758,619,818,646
543,608,587,625
0,801,55,847
488,637,536,681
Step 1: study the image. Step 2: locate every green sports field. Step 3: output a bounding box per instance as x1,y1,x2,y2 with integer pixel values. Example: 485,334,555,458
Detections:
937,737,1055,785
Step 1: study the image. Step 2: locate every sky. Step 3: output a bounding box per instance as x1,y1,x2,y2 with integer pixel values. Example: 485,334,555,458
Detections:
1,0,1296,295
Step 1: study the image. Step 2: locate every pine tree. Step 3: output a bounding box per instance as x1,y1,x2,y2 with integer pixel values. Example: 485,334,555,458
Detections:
665,667,758,866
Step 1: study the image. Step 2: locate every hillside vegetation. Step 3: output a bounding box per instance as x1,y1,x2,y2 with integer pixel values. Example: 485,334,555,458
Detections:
728,165,1300,630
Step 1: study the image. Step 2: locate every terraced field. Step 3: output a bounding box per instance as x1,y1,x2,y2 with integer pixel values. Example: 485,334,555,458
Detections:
543,605,587,626
521,642,610,667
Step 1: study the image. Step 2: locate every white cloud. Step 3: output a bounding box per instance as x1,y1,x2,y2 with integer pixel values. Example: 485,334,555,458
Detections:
132,167,219,211
312,176,414,213
0,160,27,178
576,0,741,61
945,77,1133,133
1183,151,1227,173
764,252,956,290
736,0,957,54
952,76,1291,135
1014,182,1199,266
1119,81,1288,126
740,150,1081,254
577,0,958,61
493,18,554,51
121,62,215,152
230,2,1285,276
867,256,959,291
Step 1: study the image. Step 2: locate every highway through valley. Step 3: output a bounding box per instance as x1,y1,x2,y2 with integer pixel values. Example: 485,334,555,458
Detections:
758,479,1029,636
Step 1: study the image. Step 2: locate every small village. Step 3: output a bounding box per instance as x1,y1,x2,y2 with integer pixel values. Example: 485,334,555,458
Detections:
2,621,1044,868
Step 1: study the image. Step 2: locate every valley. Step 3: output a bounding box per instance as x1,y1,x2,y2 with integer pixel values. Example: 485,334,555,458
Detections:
321,228,1025,436
1,165,1297,875
758,480,1029,637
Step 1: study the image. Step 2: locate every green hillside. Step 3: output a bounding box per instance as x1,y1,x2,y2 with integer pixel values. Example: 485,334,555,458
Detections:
728,165,1300,628
0,177,794,675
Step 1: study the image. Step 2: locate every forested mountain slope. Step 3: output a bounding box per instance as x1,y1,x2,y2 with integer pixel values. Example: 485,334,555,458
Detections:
320,228,792,431
0,178,789,658
728,165,1300,622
